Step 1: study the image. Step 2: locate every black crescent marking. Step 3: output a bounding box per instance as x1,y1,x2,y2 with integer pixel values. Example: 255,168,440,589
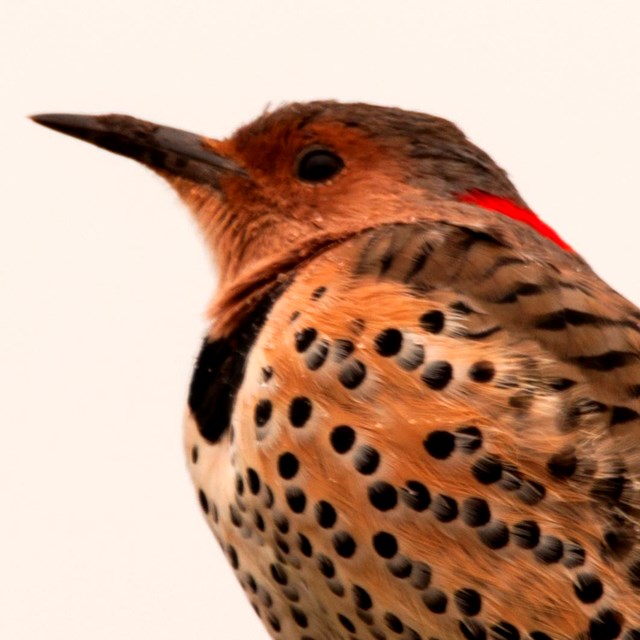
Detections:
188,280,291,443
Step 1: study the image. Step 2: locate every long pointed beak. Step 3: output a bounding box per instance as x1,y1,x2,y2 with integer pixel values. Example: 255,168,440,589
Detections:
31,113,247,184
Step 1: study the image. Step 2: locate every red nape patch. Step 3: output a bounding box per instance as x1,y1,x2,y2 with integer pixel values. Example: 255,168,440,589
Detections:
458,190,572,252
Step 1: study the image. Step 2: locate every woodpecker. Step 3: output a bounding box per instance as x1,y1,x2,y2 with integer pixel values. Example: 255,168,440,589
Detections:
33,102,640,640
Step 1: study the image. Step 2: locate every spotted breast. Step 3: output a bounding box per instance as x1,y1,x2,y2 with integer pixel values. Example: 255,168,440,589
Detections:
186,221,640,640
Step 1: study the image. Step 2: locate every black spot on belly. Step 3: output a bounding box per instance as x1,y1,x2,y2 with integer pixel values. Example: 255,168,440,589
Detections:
338,613,356,633
422,588,447,613
291,605,309,629
333,531,357,557
387,555,412,578
588,609,623,640
289,396,313,427
547,448,578,479
198,489,209,514
534,536,564,564
286,486,307,513
423,430,455,459
454,587,482,616
278,452,300,479
305,339,329,370
383,612,403,633
573,573,604,603
564,540,586,567
315,500,337,528
374,328,403,356
334,339,355,361
462,497,491,527
295,327,317,352
469,360,495,383
339,359,367,389
368,481,398,511
330,425,356,453
372,531,398,558
512,520,540,549
188,281,290,443
352,584,373,610
478,521,509,549
400,480,431,511
246,468,261,494
421,360,453,390
317,553,335,578
298,533,313,557
419,310,445,334
432,494,458,522
472,455,503,484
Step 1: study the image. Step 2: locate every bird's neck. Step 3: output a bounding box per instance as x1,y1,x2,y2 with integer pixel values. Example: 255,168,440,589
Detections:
209,190,573,337
458,190,572,252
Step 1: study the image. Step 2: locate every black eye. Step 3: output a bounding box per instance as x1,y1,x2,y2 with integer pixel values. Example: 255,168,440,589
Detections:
296,148,344,183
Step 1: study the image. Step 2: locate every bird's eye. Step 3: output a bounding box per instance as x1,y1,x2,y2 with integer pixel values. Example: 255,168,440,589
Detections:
296,148,344,183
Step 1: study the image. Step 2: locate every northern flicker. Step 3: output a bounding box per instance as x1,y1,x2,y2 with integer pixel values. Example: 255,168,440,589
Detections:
33,102,640,640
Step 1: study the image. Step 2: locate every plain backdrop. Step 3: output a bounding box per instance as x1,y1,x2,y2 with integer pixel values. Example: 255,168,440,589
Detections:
2,2,640,638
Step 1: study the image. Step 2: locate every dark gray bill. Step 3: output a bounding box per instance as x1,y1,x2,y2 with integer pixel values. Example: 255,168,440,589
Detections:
31,113,246,184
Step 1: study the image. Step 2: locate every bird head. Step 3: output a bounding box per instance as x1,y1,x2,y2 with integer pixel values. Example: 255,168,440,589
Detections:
32,102,569,327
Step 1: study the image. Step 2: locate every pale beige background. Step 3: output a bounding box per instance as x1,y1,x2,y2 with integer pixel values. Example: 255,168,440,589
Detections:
2,1,639,638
